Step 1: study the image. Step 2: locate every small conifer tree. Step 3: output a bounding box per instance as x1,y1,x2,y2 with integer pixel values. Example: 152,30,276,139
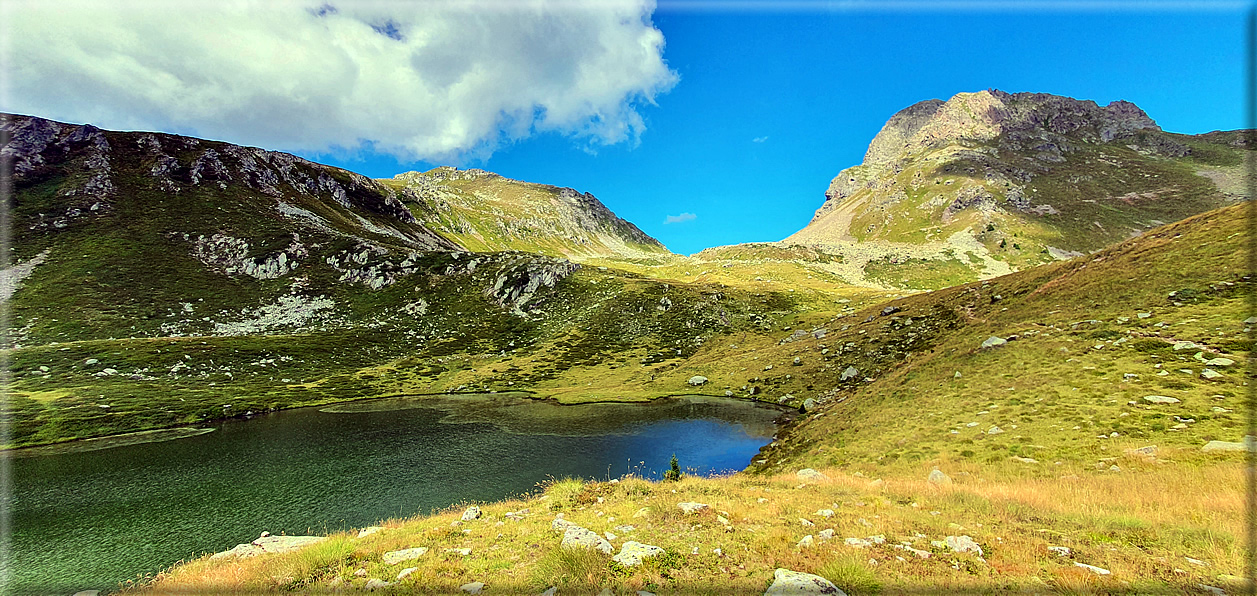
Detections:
663,454,682,482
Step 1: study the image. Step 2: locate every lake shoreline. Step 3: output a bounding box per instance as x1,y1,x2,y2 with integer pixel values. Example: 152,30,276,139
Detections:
4,390,794,457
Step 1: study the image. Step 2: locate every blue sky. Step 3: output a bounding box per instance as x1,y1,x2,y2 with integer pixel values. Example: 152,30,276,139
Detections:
304,4,1250,255
6,1,1250,255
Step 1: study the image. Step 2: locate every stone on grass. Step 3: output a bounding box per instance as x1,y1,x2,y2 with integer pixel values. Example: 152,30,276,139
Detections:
562,526,613,554
357,526,383,538
927,469,951,486
987,426,1004,435
445,548,472,556
1048,546,1071,557
460,581,486,594
461,506,482,521
797,535,814,548
612,541,666,566
210,534,327,560
397,567,418,581
688,376,708,386
945,535,983,556
799,518,815,527
1203,438,1257,453
1202,369,1224,380
763,568,845,595
552,518,578,532
1206,357,1235,367
981,336,1007,349
540,588,557,596
1074,562,1110,575
840,366,860,381
796,468,827,482
1011,456,1039,464
382,547,429,565
365,579,390,591
801,398,818,412
1143,395,1181,404
815,509,835,518
678,502,710,514
845,537,872,548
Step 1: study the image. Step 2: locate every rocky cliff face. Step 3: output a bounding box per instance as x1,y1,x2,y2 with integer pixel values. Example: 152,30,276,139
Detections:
787,90,1249,283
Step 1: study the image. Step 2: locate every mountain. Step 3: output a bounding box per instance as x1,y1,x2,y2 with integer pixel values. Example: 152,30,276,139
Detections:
780,90,1252,289
0,114,813,448
389,167,668,259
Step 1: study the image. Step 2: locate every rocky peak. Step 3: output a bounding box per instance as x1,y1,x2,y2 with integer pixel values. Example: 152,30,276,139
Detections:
862,90,1164,165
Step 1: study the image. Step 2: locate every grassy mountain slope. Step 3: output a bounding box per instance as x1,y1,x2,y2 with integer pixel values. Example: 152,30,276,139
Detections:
387,167,669,260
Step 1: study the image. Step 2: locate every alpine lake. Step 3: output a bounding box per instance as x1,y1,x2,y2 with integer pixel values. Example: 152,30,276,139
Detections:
10,392,787,594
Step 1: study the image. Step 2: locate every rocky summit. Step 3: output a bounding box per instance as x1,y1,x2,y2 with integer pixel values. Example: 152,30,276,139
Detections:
778,90,1251,289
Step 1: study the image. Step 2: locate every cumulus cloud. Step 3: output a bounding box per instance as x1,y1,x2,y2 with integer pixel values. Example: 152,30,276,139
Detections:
4,0,678,162
752,136,769,143
664,212,696,224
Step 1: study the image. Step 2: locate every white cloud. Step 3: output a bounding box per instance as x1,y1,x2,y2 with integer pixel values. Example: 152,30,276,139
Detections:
3,0,678,162
664,212,696,224
752,135,768,143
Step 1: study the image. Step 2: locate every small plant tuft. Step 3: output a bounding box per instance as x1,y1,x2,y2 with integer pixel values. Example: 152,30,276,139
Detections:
663,454,682,482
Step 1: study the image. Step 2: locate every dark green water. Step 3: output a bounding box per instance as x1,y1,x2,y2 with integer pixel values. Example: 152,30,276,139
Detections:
10,393,784,594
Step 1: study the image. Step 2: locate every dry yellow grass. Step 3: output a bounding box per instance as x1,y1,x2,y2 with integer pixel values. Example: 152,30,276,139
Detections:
133,461,1246,594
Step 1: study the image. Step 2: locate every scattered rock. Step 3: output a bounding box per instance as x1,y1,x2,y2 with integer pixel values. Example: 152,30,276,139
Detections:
562,526,613,554
365,578,390,591
793,357,803,366
1202,369,1223,379
552,518,579,532
688,375,708,386
764,568,845,595
612,541,666,566
1185,556,1208,566
986,426,1004,435
927,469,952,486
801,398,818,412
819,529,835,541
1074,562,1110,575
354,568,368,577
540,588,557,596
678,502,710,514
845,537,872,548
382,547,429,565
1203,438,1257,452
1048,546,1071,557
815,509,835,518
1206,357,1235,367
1011,456,1039,464
357,526,382,538
1143,395,1181,404
981,336,1007,349
396,567,418,581
210,534,327,560
796,468,828,482
460,581,486,594
461,506,482,521
1197,585,1226,596
840,366,859,381
445,548,472,556
945,535,983,556
797,535,815,548
800,518,815,527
